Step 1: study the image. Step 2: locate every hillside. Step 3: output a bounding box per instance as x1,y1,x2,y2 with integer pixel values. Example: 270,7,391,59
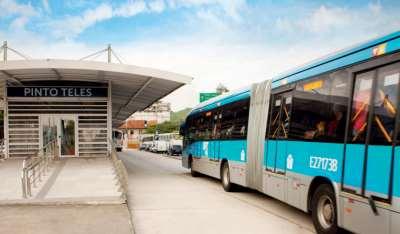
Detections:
170,107,192,123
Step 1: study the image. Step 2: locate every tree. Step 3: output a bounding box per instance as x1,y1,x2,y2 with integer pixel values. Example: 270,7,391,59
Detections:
216,83,229,94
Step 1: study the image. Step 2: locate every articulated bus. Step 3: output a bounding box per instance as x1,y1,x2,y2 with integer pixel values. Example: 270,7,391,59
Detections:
180,31,400,234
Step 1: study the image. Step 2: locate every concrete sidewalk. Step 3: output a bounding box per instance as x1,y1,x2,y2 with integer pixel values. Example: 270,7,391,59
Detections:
0,204,133,234
39,158,123,202
0,157,124,204
0,159,24,200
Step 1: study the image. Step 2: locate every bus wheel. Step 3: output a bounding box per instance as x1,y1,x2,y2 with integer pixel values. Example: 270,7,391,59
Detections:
311,184,338,234
190,157,199,177
221,162,233,192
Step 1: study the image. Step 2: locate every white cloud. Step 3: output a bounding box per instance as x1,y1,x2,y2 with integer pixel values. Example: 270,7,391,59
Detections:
48,0,247,39
0,0,37,17
0,0,38,30
148,0,165,13
114,0,147,17
50,3,113,38
274,2,399,37
10,16,30,29
42,0,50,13
276,5,352,33
166,0,246,21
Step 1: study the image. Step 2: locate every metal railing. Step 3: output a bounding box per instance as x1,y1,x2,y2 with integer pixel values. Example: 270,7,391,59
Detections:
21,140,57,198
0,139,4,160
109,139,129,199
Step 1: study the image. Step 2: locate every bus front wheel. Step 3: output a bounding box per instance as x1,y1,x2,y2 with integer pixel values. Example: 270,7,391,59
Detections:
311,184,338,234
190,157,199,177
221,162,233,192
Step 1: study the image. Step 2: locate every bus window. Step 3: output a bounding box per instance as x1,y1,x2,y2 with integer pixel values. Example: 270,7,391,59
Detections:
231,99,250,139
220,104,235,139
370,63,399,145
268,94,283,138
349,71,374,143
268,93,291,139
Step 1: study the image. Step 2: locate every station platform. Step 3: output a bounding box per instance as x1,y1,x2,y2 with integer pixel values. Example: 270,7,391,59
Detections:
0,157,124,205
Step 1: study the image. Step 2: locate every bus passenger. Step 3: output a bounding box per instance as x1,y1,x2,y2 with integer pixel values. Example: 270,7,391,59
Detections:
304,121,326,140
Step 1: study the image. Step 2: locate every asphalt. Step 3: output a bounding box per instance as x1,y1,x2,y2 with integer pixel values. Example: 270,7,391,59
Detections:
119,149,315,234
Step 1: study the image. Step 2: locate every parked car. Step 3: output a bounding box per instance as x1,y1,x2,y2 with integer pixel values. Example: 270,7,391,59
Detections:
113,129,123,152
168,144,182,155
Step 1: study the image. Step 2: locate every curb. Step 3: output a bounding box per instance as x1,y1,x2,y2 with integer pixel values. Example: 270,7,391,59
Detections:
0,197,126,206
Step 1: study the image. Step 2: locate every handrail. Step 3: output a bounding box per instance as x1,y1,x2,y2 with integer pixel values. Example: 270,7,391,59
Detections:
21,139,57,198
0,139,4,160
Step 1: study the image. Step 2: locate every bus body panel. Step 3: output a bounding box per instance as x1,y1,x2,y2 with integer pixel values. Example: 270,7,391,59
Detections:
365,145,392,199
219,140,247,163
265,140,276,171
343,144,365,194
393,147,400,199
181,31,400,234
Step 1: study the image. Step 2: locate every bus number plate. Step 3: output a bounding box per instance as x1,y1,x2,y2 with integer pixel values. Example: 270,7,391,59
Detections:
309,156,338,172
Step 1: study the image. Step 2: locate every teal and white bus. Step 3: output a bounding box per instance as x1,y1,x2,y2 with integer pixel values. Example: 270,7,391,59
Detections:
180,31,400,234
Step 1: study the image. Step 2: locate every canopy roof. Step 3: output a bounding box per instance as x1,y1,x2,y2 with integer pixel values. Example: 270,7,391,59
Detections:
0,59,192,127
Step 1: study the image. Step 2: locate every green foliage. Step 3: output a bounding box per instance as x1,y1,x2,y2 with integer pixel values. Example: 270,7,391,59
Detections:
144,107,192,134
170,107,191,124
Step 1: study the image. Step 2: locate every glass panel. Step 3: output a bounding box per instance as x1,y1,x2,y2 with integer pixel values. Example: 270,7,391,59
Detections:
290,71,349,142
279,95,291,139
268,94,283,138
42,116,57,147
349,71,374,143
370,63,399,145
60,119,75,156
219,99,250,140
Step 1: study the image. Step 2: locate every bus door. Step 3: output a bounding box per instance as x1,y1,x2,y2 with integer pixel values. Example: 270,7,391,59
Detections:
267,91,292,174
209,111,221,161
343,62,399,201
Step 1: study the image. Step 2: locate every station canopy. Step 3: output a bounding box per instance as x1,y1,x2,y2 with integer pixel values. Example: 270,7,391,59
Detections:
0,59,192,127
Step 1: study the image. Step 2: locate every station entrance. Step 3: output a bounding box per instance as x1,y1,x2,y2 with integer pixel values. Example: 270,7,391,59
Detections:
6,82,110,158
41,115,77,157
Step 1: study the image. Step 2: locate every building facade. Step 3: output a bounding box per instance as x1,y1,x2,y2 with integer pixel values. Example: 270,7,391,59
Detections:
129,101,171,124
0,59,192,158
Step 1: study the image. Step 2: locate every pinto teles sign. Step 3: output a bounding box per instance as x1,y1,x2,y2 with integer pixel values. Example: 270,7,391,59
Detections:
7,87,108,98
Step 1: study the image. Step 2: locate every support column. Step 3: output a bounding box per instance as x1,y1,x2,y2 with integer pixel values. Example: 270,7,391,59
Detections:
107,44,111,63
3,41,7,62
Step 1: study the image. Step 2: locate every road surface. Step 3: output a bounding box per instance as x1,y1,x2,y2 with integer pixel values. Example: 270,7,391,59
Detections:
119,149,315,234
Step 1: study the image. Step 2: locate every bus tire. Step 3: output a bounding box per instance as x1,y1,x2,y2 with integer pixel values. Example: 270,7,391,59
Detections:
221,162,233,192
311,184,338,234
190,157,199,177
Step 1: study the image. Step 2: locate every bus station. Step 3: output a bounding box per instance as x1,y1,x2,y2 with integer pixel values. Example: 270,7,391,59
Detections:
0,48,192,159
0,45,191,204
1,1,400,234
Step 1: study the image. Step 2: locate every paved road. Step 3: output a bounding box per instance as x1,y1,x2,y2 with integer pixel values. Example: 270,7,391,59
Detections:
119,149,315,234
0,204,133,234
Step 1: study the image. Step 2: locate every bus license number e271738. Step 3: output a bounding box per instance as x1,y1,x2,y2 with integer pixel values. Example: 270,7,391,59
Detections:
309,156,338,172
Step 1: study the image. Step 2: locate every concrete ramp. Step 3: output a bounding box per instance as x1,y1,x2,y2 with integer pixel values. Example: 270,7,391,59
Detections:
0,158,124,204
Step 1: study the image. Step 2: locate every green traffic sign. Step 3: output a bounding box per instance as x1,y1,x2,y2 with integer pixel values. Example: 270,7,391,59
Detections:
199,92,219,103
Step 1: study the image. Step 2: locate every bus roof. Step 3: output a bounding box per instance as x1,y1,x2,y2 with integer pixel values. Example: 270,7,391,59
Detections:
188,30,400,118
189,86,251,116
272,31,400,88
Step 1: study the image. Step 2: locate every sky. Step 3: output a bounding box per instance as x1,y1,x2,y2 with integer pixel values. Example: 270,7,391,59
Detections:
0,0,400,111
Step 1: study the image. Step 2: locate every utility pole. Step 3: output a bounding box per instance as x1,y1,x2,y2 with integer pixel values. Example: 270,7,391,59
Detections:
107,44,112,63
3,41,7,62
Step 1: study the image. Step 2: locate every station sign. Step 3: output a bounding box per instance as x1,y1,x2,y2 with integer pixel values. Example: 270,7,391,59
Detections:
7,87,108,98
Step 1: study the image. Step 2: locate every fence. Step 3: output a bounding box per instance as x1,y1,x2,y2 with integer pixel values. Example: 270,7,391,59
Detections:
21,140,57,198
